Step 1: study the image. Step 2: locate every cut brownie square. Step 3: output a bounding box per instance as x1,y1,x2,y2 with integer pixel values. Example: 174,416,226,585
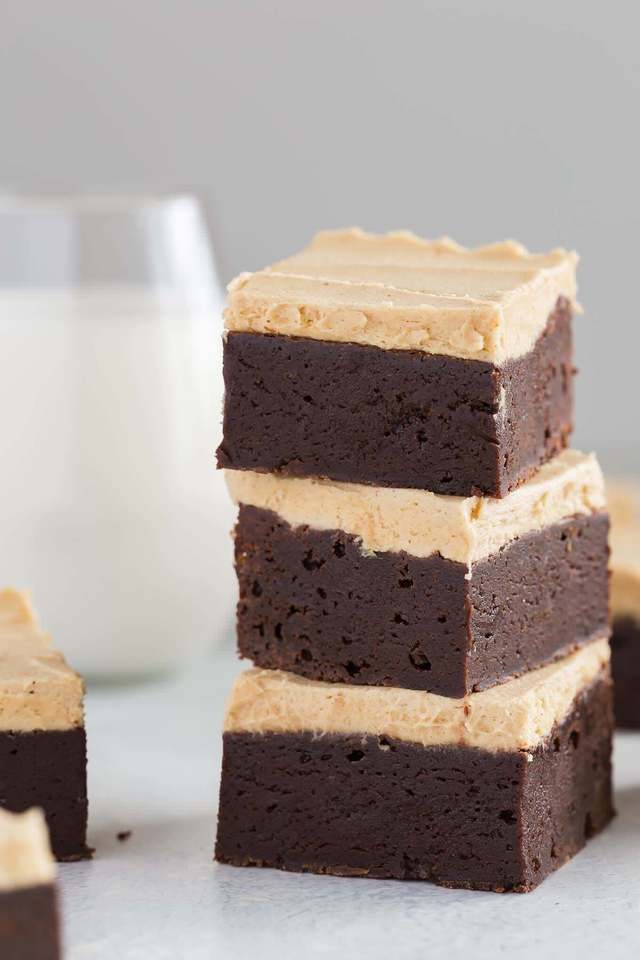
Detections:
217,229,577,497
215,639,613,892
228,450,609,696
0,808,60,959
0,590,89,861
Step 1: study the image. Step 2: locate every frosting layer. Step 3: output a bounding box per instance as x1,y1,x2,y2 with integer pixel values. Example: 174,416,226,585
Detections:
608,482,640,621
225,229,578,363
224,638,610,753
0,809,55,891
226,450,605,566
0,589,84,732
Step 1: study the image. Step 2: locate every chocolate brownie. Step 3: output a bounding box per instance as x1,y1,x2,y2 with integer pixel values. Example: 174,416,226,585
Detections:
607,482,640,727
216,641,613,892
218,229,578,497
234,507,608,696
227,450,608,695
0,809,60,959
0,590,89,861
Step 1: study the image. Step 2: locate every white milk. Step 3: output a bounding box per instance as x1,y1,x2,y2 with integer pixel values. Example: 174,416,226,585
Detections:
0,287,236,677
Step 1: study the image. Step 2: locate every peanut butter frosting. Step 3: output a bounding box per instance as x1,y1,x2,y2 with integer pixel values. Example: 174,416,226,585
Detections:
224,229,578,364
0,589,84,732
226,450,605,568
224,637,610,753
0,808,56,891
608,482,640,622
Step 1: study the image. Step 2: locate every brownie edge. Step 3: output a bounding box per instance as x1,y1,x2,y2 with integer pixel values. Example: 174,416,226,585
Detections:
611,616,640,728
215,673,613,892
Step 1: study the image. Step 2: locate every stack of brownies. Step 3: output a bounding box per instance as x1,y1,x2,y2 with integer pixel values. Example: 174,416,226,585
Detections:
215,229,613,892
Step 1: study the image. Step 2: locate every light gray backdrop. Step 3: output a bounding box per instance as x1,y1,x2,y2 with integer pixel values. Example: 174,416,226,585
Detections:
1,0,638,471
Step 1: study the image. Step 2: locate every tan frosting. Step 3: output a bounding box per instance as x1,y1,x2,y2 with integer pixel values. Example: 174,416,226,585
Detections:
225,229,578,363
0,808,56,891
225,638,609,753
0,589,84,732
226,450,605,567
608,482,640,621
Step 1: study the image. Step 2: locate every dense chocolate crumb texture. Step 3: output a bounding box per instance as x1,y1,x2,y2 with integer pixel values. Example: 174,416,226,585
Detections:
218,229,578,496
216,640,613,892
0,589,89,861
228,450,609,695
0,808,60,959
607,481,640,727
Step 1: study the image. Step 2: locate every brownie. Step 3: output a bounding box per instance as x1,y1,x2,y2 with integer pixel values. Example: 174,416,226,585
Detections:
611,616,640,729
0,589,89,861
607,482,640,728
217,299,573,497
0,729,89,861
216,671,613,892
0,808,60,959
234,505,609,696
0,885,60,960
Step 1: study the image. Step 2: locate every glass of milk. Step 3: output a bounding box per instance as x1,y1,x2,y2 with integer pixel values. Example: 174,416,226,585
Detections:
0,194,235,679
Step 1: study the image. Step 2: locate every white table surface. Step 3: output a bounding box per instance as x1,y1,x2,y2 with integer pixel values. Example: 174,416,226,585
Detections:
59,648,640,960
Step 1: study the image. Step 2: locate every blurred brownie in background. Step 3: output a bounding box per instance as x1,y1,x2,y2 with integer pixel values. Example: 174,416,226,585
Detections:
608,483,640,728
0,808,60,959
0,590,89,860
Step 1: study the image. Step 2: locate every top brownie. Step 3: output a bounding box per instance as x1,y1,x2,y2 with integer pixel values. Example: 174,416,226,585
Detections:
218,229,578,496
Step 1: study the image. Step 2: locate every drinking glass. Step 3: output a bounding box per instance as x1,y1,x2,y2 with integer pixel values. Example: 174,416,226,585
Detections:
0,194,235,679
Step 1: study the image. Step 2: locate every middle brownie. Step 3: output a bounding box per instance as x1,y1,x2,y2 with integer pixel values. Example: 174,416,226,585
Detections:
228,449,609,697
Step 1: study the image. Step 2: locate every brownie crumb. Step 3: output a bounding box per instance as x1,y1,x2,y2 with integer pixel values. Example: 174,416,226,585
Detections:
116,830,132,843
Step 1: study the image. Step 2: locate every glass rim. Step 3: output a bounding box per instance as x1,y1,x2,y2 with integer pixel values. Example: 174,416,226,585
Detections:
0,192,200,214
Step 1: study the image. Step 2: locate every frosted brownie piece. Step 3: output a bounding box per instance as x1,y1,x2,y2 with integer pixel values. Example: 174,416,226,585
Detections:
0,809,60,959
0,590,89,860
215,639,613,892
607,483,640,728
217,229,577,497
228,450,609,697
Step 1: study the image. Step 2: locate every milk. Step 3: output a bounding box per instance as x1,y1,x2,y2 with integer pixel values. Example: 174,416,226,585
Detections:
0,287,235,677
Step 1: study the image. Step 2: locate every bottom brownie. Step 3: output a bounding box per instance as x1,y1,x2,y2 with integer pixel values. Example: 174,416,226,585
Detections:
0,728,89,861
611,616,640,728
215,675,613,892
0,885,59,960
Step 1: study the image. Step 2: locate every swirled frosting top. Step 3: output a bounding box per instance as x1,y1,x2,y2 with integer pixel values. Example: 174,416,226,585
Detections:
225,229,578,363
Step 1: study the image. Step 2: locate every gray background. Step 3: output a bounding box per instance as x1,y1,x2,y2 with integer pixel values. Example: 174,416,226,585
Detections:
1,0,638,471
